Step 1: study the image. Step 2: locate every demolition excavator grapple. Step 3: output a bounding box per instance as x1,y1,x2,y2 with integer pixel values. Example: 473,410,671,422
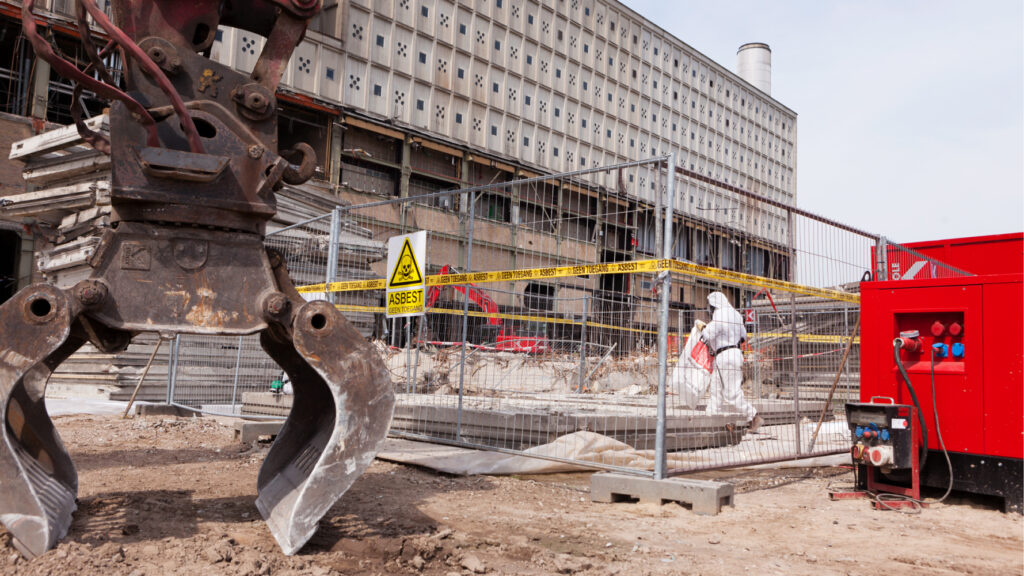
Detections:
1,0,394,557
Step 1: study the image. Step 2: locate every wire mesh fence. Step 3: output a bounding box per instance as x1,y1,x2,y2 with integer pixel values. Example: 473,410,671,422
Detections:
163,156,966,478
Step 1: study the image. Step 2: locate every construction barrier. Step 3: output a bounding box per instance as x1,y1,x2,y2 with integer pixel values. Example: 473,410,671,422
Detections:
164,157,964,477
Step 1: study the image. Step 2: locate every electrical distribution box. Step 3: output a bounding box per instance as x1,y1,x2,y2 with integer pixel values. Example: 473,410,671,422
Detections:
847,401,916,470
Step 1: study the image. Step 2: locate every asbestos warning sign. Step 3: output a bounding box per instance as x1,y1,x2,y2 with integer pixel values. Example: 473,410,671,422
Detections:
386,231,426,318
388,239,424,288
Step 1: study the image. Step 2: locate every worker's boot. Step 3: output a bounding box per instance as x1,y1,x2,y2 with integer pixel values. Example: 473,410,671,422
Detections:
749,413,765,433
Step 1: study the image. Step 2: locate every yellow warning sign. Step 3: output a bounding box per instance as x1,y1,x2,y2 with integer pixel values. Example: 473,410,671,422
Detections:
386,231,427,318
386,288,424,316
388,238,424,288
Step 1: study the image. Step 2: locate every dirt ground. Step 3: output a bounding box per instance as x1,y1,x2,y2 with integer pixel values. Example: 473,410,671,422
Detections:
2,414,1020,576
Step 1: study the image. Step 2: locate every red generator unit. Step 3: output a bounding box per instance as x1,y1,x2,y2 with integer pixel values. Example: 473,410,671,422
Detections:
860,265,1023,511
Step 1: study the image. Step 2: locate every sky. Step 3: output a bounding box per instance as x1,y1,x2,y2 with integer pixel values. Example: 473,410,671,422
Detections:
625,0,1024,243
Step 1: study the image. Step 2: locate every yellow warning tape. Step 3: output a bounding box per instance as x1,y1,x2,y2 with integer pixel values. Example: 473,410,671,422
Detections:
756,332,861,344
333,303,861,343
335,303,659,334
300,258,860,304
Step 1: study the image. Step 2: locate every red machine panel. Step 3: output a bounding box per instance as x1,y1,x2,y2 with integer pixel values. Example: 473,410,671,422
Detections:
982,280,1024,456
885,233,1024,278
860,273,1023,460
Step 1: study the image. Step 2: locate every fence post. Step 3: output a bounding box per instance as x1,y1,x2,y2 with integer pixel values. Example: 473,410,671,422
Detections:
405,319,413,394
412,317,425,394
787,209,801,454
655,154,675,480
875,236,888,281
455,193,476,442
326,206,341,304
578,295,589,393
166,334,180,405
229,335,243,414
843,306,851,394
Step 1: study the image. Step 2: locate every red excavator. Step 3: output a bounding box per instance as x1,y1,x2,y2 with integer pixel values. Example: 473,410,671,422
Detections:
426,265,550,353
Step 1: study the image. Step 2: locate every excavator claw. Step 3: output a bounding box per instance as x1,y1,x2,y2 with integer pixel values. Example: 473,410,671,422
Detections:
0,0,396,558
258,301,394,554
0,285,83,558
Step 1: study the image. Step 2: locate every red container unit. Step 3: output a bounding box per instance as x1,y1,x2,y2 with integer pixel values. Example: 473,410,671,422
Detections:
899,233,1024,277
873,232,1024,281
859,272,1023,511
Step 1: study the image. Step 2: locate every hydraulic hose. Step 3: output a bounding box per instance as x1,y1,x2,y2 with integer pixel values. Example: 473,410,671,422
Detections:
893,339,929,471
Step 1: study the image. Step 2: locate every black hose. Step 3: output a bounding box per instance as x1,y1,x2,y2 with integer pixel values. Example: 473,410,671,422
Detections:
930,352,955,502
893,339,929,471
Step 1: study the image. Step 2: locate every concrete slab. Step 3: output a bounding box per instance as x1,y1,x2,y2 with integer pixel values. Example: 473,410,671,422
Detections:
46,398,129,416
234,420,283,443
135,404,198,417
590,472,734,515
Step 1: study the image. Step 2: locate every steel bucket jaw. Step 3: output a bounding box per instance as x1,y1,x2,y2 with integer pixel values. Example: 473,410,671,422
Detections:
256,300,395,554
0,285,394,557
0,285,84,558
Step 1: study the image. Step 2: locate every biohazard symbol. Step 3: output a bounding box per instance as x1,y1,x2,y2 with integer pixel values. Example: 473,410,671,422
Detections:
388,238,423,288
198,69,222,97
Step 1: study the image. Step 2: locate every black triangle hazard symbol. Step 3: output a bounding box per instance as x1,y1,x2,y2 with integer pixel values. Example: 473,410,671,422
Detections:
388,238,424,288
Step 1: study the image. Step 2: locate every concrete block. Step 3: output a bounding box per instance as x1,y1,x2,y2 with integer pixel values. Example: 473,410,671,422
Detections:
234,420,284,443
590,472,734,516
135,404,197,417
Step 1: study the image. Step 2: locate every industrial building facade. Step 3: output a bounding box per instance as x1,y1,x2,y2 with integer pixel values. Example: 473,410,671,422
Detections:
0,0,797,313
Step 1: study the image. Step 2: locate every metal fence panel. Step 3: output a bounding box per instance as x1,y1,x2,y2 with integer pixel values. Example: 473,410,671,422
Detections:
164,156,967,478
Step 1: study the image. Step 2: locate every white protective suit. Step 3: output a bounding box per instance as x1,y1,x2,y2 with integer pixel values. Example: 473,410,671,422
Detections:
700,292,757,422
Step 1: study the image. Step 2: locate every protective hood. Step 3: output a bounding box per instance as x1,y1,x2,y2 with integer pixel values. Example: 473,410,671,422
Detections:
702,291,745,350
707,291,732,311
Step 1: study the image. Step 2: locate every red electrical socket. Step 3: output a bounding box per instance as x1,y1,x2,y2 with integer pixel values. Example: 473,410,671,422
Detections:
931,320,946,337
949,321,962,336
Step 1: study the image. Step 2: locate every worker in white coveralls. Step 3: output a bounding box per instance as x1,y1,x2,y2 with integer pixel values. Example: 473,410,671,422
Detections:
670,292,763,433
702,292,763,432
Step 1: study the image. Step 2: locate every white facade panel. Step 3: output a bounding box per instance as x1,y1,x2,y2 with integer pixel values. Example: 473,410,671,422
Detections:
367,66,391,117
369,16,392,68
373,0,393,19
455,7,473,53
490,24,508,70
520,122,535,164
471,58,489,102
343,57,368,109
287,40,318,94
391,75,411,122
394,0,414,27
392,27,414,76
411,82,431,129
435,0,456,44
413,35,433,83
453,52,471,97
347,8,371,60
451,97,469,142
536,46,554,86
434,44,453,91
487,109,504,152
472,17,491,61
417,0,436,37
470,103,487,148
431,89,451,135
317,45,344,102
